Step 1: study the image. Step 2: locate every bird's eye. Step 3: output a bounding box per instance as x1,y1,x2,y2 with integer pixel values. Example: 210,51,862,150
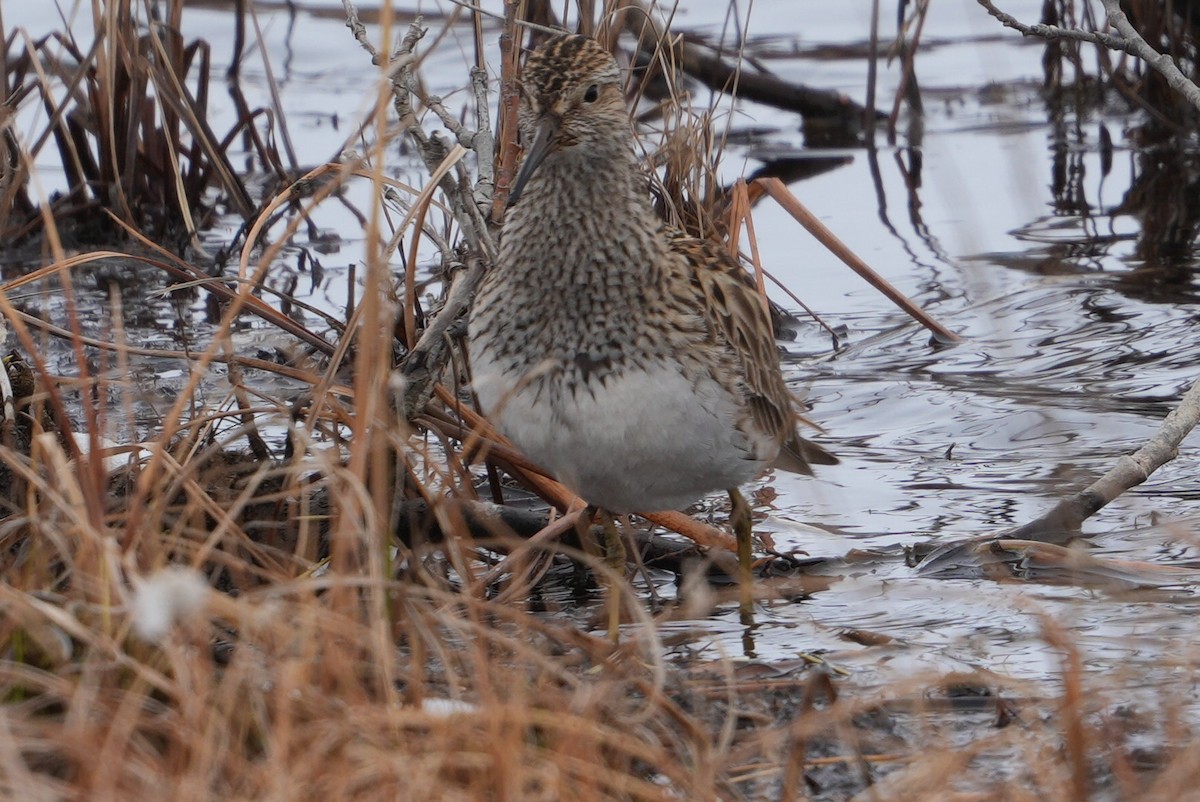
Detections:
583,84,600,103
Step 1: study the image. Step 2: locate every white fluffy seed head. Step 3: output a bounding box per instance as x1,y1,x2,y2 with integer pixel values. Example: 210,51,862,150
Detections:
420,698,478,718
130,567,210,642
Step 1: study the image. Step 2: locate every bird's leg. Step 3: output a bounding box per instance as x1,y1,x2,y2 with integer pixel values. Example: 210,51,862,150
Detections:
599,509,627,571
597,508,625,644
598,509,624,642
729,487,755,620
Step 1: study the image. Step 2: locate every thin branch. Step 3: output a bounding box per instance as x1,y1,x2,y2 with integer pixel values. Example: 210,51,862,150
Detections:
468,66,495,212
978,0,1200,113
1098,0,1200,112
977,0,1142,53
400,255,485,417
342,5,497,261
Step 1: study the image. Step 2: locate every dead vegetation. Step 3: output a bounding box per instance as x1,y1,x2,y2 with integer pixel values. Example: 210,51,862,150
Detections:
1,0,1200,799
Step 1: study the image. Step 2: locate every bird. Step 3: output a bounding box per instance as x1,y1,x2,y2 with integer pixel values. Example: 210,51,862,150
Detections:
467,33,836,619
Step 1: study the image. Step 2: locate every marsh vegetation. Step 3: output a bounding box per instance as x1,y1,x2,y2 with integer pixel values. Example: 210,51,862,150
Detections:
2,1,1200,799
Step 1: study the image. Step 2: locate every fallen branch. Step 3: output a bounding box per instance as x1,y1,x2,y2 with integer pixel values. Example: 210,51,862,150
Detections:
621,2,875,123
916,537,1200,589
1005,375,1200,544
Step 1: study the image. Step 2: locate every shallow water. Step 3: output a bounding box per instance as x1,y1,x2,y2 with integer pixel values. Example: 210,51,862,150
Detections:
7,0,1200,718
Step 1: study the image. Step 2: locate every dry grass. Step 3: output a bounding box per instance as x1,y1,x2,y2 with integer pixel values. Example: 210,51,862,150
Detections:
2,1,1200,800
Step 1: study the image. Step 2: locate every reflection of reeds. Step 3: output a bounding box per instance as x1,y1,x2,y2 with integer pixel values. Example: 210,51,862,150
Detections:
3,1,1200,799
1004,0,1200,275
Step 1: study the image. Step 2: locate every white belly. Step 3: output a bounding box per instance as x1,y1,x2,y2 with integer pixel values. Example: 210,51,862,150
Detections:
472,359,769,513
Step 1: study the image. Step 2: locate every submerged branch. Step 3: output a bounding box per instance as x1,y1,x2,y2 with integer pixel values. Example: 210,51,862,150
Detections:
1006,376,1200,544
394,498,741,579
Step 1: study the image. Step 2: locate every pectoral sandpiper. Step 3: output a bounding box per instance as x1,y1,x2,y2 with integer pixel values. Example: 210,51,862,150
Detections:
467,34,836,614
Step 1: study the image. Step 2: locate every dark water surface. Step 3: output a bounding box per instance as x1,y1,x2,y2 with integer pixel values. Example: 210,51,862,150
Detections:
7,1,1200,705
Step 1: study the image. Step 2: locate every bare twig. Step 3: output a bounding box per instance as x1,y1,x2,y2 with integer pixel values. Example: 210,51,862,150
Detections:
343,4,501,421
977,0,1141,53
468,66,496,211
400,255,485,417
978,0,1200,113
343,6,497,259
1098,0,1200,112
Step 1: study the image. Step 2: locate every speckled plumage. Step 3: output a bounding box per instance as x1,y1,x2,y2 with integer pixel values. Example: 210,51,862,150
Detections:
467,34,834,517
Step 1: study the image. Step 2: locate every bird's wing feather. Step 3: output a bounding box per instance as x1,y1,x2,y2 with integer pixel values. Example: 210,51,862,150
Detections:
669,231,837,474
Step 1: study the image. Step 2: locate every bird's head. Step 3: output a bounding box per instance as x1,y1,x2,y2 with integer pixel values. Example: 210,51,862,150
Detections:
508,35,626,207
